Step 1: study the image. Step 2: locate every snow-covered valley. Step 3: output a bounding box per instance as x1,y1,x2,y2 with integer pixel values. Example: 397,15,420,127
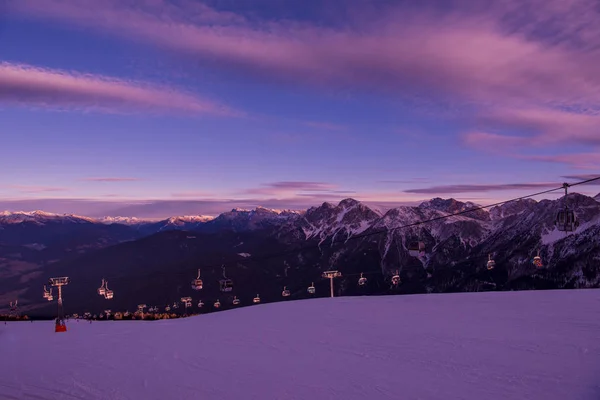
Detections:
2,289,600,400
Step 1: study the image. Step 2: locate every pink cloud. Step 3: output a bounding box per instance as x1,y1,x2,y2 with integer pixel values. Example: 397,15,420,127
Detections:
8,0,600,109
170,191,215,198
82,177,142,182
242,181,338,196
8,0,600,162
304,121,346,131
0,62,239,116
461,132,530,152
6,185,69,194
519,152,600,170
404,182,560,195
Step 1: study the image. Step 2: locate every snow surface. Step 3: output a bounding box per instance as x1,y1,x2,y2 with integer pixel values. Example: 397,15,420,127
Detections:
2,290,600,400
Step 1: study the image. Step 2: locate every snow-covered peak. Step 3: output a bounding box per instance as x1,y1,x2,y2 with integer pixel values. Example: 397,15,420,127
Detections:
418,198,489,221
299,198,380,243
217,207,301,222
489,198,538,220
165,215,214,225
0,210,96,224
98,216,156,225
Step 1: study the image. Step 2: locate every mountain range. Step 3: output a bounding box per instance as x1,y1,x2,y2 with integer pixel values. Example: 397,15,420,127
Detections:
1,193,599,316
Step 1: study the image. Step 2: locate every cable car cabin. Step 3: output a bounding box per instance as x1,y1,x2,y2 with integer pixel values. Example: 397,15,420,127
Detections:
232,296,240,305
487,254,495,270
165,306,171,312
556,209,579,232
219,279,233,292
104,290,114,299
358,273,367,286
533,256,543,268
97,279,106,296
214,300,221,308
253,295,261,304
391,272,401,286
307,283,316,294
408,242,426,257
197,301,204,308
282,286,291,297
191,279,203,290
191,269,203,290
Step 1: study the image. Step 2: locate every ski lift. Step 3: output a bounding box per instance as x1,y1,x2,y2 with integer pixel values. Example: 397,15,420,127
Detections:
165,305,171,312
214,299,221,308
555,183,579,232
391,270,400,286
232,296,240,305
487,254,495,270
219,266,233,292
9,300,17,312
307,282,316,295
172,302,179,309
197,300,204,308
103,281,114,299
408,241,426,257
43,286,53,301
191,269,203,290
181,297,192,308
533,250,543,268
282,286,291,297
97,279,106,296
253,294,261,304
358,272,367,286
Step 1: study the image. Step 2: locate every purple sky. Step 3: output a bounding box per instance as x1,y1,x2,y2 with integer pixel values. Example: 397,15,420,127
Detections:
1,0,599,218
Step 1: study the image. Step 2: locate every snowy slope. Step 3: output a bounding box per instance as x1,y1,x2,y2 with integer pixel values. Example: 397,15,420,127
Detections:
2,290,600,400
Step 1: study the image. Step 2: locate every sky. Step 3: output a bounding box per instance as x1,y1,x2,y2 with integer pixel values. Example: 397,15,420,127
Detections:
0,0,599,218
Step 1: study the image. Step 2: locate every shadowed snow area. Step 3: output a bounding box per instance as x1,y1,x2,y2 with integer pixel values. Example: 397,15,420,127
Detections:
2,290,600,399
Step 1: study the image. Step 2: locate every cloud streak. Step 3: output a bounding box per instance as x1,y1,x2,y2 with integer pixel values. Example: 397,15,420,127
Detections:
241,181,339,196
404,182,561,194
82,177,142,182
6,185,69,194
304,121,347,131
0,62,239,116
7,0,600,164
561,174,600,182
8,0,600,108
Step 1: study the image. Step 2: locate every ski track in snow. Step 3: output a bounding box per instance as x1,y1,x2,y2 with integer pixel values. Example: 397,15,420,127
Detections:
2,290,600,400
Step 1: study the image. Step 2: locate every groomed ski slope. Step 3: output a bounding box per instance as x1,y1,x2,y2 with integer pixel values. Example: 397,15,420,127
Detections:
2,290,600,400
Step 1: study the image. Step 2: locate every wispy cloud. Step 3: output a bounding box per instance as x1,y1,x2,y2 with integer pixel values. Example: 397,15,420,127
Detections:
304,121,346,131
378,178,431,184
0,62,239,116
561,174,600,182
6,185,69,194
9,0,600,108
242,181,338,196
82,177,142,182
8,0,600,166
519,152,600,170
404,182,560,194
170,190,214,198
